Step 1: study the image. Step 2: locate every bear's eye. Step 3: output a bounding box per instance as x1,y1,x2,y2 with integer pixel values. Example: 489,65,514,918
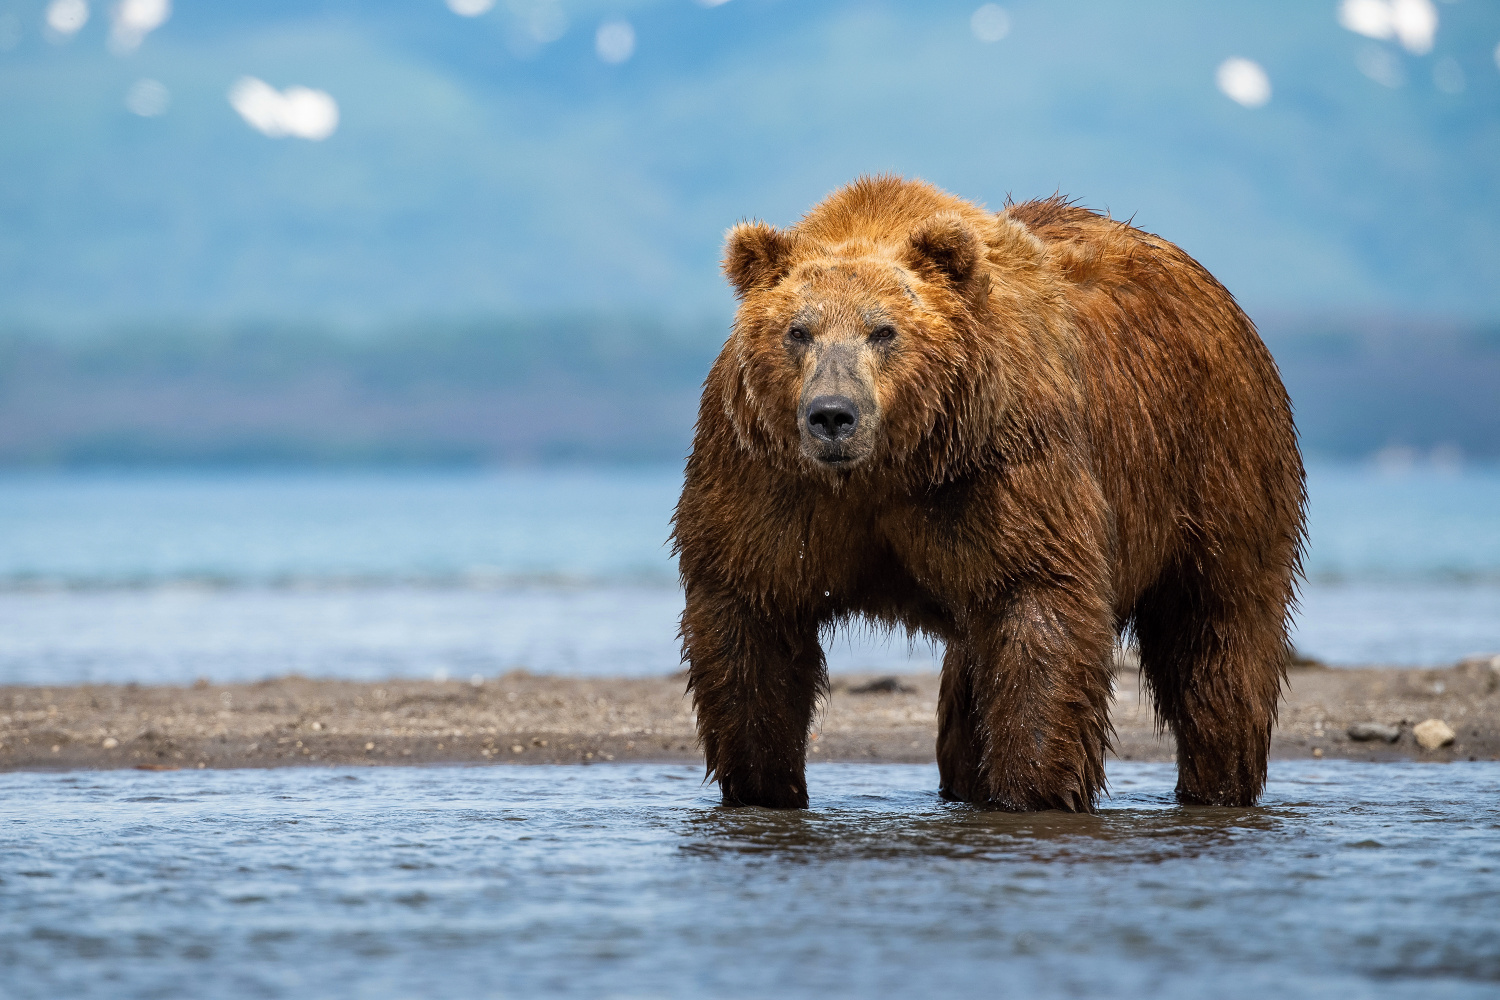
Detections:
869,325,897,343
787,325,812,344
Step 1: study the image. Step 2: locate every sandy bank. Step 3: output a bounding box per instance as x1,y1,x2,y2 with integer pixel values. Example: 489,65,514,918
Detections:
3,661,1498,773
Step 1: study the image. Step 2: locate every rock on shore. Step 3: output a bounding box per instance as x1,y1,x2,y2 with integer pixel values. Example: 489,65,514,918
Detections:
1413,718,1458,750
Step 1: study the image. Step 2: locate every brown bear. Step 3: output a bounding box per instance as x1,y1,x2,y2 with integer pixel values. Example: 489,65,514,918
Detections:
672,176,1304,812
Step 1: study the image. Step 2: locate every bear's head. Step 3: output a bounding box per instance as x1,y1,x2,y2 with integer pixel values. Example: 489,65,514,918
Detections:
717,198,1060,485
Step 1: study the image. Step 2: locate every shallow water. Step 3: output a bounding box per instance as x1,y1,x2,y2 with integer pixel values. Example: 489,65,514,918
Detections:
3,762,1498,998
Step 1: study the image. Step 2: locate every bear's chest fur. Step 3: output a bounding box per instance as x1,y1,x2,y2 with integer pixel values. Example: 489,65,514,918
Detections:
745,474,1034,629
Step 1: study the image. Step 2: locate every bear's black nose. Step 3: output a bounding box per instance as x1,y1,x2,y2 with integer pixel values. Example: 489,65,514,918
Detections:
806,395,860,442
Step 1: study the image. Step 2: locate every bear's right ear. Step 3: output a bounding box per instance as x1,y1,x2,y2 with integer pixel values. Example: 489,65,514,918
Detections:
723,221,797,299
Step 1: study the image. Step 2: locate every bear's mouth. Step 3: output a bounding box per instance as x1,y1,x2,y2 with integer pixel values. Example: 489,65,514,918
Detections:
801,441,869,468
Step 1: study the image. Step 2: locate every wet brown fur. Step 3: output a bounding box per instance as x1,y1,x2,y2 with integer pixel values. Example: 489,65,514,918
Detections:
672,176,1305,811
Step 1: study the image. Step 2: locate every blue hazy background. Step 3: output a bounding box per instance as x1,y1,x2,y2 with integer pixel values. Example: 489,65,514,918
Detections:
4,0,1500,325
0,0,1498,464
1,0,1499,676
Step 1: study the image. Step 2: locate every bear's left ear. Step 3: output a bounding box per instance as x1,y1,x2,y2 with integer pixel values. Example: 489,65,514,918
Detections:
723,221,798,299
902,214,984,290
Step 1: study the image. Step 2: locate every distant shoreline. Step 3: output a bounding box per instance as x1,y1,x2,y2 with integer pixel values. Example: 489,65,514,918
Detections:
3,662,1497,773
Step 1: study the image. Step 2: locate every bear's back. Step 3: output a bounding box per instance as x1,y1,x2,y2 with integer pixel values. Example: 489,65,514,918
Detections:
1006,197,1303,609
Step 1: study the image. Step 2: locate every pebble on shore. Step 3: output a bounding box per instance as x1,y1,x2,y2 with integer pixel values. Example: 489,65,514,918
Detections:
1347,722,1401,744
1413,718,1457,750
1459,654,1500,694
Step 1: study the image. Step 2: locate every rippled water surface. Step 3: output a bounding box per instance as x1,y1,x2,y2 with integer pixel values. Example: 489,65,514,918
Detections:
3,762,1498,999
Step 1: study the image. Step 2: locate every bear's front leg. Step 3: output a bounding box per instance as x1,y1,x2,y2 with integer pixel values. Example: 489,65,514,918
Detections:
945,586,1115,811
681,585,824,808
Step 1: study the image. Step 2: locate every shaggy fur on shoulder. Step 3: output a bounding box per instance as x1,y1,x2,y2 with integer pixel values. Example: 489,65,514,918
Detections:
672,176,1305,811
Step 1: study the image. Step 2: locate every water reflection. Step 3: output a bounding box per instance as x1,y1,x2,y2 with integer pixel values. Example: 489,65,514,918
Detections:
680,791,1283,865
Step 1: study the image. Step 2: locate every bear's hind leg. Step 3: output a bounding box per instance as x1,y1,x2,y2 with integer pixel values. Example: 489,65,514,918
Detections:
1134,570,1289,807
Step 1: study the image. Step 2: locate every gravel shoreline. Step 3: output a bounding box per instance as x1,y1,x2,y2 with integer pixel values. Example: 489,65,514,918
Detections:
3,661,1498,773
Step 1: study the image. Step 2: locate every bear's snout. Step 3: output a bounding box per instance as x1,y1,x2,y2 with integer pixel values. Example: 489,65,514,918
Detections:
796,338,879,467
805,395,860,443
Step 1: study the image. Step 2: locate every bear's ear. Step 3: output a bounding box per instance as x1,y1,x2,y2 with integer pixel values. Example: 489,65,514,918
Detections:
902,214,984,290
723,221,797,299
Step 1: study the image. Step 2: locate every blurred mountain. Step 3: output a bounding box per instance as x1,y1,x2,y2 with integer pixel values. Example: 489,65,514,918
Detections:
1,315,1496,465
1,0,1498,328
1262,314,1500,461
0,318,714,464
